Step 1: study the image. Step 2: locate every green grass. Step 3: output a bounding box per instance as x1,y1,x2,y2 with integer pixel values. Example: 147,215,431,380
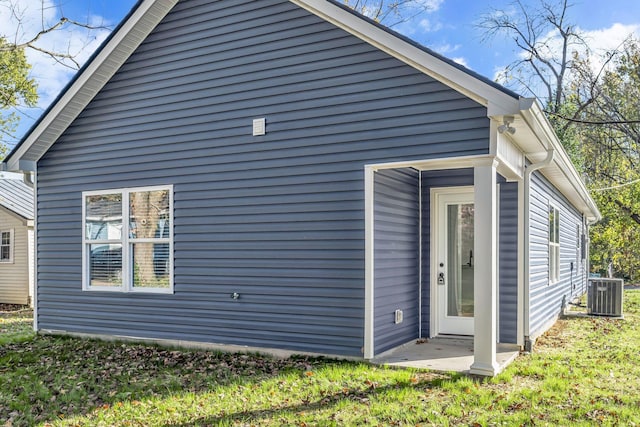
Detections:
0,308,34,345
1,293,640,426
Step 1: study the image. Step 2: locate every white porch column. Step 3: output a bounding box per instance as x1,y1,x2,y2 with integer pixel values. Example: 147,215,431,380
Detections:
470,158,499,376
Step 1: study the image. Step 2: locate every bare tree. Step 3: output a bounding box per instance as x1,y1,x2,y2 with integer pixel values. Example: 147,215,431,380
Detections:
343,0,442,27
1,0,109,153
476,0,586,113
0,0,108,68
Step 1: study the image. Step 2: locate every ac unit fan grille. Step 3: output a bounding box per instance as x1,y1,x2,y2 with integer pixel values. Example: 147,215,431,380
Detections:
587,278,624,317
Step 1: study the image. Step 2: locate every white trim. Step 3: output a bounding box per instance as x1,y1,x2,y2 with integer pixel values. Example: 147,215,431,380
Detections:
3,0,599,227
516,179,525,346
470,160,499,376
418,171,423,338
0,228,14,263
363,166,375,359
4,0,179,171
33,171,38,329
366,154,495,173
365,156,488,356
82,184,174,294
290,0,521,114
430,186,475,337
496,183,501,342
548,202,561,284
518,104,600,223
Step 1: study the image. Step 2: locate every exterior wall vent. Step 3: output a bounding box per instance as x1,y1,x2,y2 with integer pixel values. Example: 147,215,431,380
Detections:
587,278,624,317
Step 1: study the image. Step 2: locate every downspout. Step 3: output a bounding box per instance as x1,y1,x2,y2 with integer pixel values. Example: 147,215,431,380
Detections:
523,148,554,352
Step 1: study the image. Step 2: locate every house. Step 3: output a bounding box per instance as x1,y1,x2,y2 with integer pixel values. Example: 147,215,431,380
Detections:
0,172,34,305
1,0,600,376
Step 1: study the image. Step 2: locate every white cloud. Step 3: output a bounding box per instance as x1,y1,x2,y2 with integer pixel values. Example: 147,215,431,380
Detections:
1,0,112,134
451,57,469,68
419,18,443,33
580,23,640,70
493,22,640,95
415,0,444,12
430,42,461,55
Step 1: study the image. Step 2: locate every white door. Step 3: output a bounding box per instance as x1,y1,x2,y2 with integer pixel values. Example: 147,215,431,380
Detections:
433,188,475,336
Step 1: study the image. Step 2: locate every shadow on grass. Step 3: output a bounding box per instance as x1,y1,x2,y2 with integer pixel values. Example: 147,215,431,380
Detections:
161,374,460,427
0,331,470,426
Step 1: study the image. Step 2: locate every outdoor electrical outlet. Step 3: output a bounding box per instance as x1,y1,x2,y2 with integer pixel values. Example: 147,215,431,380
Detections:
395,309,403,324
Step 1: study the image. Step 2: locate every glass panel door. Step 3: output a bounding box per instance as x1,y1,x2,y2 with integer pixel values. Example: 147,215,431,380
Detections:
435,189,475,336
447,203,474,318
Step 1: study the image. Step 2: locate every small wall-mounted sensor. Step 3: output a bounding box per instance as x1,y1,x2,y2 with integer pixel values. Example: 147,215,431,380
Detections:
394,309,403,324
231,292,240,300
252,118,266,136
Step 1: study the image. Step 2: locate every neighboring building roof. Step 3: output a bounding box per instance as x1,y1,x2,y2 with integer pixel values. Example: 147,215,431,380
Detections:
0,173,34,220
0,0,600,222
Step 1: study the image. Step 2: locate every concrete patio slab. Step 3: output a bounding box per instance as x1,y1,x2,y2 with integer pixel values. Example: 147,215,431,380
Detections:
372,337,521,374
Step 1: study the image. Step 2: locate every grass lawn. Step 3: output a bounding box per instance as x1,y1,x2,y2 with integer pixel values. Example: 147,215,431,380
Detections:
1,292,640,426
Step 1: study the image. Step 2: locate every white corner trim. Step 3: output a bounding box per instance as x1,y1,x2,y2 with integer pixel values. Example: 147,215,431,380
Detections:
516,179,525,346
33,170,38,330
363,166,375,359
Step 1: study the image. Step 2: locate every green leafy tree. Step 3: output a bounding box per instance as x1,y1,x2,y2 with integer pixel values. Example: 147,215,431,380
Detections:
1,0,107,159
0,37,37,159
563,40,640,280
479,0,640,281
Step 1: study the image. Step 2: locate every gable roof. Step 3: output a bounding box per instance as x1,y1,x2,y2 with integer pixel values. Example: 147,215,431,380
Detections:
0,173,34,220
0,0,600,222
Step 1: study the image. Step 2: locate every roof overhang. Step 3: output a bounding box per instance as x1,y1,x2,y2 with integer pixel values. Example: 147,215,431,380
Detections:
1,0,179,172
503,101,601,223
291,0,599,222
2,0,600,223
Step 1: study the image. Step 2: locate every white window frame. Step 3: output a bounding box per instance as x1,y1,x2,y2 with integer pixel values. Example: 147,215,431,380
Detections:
0,229,14,263
548,203,560,284
82,185,174,293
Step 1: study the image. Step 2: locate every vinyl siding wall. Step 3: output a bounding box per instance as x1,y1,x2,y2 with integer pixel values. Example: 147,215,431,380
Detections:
528,171,586,338
373,168,420,354
36,0,490,357
0,210,31,305
498,181,518,343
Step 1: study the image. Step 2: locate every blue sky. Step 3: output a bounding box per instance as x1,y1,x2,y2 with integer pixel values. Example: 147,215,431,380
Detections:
3,0,640,148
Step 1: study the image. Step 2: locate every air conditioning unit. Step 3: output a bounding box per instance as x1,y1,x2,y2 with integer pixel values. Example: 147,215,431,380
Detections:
587,278,624,317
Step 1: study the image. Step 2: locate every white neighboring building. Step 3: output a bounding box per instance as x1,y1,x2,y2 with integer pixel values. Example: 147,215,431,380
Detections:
0,172,34,305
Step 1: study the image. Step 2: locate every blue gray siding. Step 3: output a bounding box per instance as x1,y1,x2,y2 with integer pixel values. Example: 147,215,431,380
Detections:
499,180,518,343
528,171,586,338
373,168,420,354
36,0,490,357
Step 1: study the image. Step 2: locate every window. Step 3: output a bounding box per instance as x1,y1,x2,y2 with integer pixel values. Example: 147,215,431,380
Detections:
83,186,173,293
0,230,13,263
549,205,560,283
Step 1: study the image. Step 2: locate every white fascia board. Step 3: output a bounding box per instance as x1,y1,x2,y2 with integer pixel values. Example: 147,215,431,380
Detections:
518,103,601,222
290,0,521,113
6,0,179,171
